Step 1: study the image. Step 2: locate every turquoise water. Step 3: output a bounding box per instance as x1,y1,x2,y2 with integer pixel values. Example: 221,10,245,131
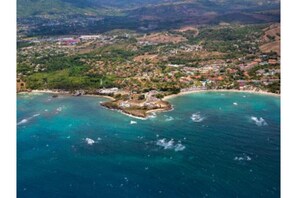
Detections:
17,92,280,198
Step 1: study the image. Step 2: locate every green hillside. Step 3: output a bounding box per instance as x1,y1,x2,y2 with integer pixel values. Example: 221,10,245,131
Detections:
17,0,280,36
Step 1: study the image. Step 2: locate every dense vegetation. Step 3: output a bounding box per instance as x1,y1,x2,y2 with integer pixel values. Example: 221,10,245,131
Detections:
17,0,280,36
17,19,280,94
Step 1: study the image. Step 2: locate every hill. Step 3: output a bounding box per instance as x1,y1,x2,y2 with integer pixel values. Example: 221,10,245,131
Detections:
17,0,280,36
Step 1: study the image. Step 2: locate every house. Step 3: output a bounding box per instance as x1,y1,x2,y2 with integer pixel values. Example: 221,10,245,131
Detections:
237,80,248,87
119,101,131,108
256,69,265,76
268,59,278,65
79,35,102,40
58,37,80,45
97,88,119,94
168,64,184,68
217,76,224,81
254,58,262,63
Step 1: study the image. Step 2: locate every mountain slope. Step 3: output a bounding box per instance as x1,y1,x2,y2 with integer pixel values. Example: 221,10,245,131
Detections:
17,0,280,36
17,0,182,17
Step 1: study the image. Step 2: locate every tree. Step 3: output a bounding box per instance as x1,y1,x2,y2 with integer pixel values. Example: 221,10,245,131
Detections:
138,94,145,100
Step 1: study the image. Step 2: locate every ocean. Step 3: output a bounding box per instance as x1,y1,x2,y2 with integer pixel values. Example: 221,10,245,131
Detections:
17,92,280,198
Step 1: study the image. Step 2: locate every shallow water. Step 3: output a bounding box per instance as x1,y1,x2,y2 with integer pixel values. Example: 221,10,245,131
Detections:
17,92,280,198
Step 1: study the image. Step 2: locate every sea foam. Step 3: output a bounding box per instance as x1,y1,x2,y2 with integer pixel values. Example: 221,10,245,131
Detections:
157,139,175,149
17,113,40,125
148,112,157,119
85,138,96,145
164,116,174,122
56,107,63,112
17,119,28,125
191,112,205,122
234,154,252,161
156,138,185,151
251,116,268,126
174,143,186,151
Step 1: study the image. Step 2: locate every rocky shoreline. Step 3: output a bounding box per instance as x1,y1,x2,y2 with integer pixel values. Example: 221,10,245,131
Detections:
100,99,172,119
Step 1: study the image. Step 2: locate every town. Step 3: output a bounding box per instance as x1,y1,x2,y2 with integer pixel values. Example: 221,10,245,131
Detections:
17,23,280,117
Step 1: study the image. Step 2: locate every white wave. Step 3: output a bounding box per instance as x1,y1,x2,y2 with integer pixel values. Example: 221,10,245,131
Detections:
85,138,95,145
97,137,102,141
130,120,137,125
233,102,238,106
28,92,43,96
191,112,205,122
234,154,252,161
156,138,175,149
148,112,157,119
17,113,40,125
251,116,268,126
156,138,185,152
164,116,174,122
56,107,63,112
174,143,186,151
17,119,28,125
137,136,144,139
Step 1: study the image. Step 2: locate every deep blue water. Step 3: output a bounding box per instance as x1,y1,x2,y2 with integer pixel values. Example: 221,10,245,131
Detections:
17,92,280,198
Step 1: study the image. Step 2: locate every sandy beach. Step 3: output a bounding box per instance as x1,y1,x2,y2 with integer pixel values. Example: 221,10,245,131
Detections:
163,89,280,101
21,90,115,100
31,89,70,94
23,89,280,101
85,94,115,100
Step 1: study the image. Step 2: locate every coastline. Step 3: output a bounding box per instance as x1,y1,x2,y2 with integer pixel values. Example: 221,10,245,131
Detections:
85,94,115,100
18,89,280,119
19,90,115,101
100,103,148,120
20,89,280,101
163,89,280,101
146,106,174,114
